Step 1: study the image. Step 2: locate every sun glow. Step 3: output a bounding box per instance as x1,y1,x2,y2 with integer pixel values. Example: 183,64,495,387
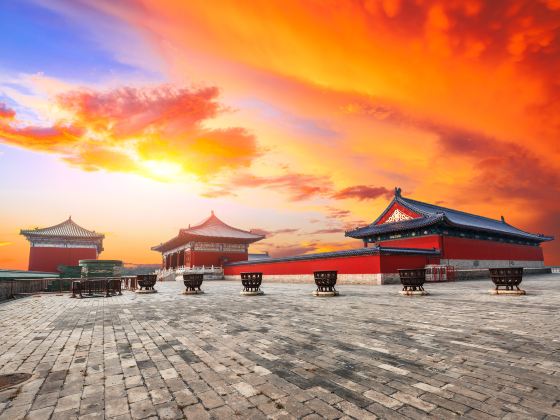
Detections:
141,160,183,181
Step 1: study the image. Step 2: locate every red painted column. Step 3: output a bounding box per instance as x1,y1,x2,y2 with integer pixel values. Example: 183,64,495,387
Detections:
179,250,185,266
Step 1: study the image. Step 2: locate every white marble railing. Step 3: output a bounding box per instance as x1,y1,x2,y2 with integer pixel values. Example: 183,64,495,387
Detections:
156,265,224,281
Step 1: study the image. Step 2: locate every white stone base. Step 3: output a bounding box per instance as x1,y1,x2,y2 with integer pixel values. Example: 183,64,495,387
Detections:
399,290,429,296
224,273,399,285
240,290,264,296
442,259,544,269
490,289,526,295
182,290,204,295
136,289,157,294
312,290,339,297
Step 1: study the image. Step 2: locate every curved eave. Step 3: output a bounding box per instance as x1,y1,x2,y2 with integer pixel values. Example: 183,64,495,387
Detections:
396,196,553,243
151,232,264,253
183,232,264,244
345,215,443,239
346,214,552,243
20,231,105,240
442,219,554,243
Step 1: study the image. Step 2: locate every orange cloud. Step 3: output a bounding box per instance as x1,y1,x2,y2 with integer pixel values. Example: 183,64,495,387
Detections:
4,1,560,265
332,186,393,201
95,0,560,157
0,104,15,119
250,228,300,238
230,172,333,201
0,85,259,180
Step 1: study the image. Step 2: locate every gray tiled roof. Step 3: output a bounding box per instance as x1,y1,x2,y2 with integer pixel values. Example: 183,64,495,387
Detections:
347,193,553,242
346,214,444,238
182,212,264,240
20,217,104,239
152,212,264,252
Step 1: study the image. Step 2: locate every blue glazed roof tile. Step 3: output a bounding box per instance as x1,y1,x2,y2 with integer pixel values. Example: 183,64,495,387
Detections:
346,192,553,242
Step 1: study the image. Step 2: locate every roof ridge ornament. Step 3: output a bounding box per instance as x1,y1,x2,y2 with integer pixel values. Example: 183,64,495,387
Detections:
501,215,505,223
395,187,402,197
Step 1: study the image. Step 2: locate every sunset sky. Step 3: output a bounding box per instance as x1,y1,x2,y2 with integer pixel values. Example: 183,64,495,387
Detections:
1,0,559,269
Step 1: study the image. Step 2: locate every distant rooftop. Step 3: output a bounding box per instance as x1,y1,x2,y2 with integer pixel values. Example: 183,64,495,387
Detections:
152,212,264,253
20,217,104,240
347,188,553,242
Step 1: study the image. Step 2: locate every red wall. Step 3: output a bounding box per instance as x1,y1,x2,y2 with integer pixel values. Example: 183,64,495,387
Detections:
29,247,97,272
380,254,439,272
378,235,544,262
378,235,441,250
224,253,433,276
192,251,248,267
441,237,544,261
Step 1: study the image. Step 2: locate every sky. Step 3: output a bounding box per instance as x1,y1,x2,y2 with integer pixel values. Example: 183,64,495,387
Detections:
0,0,559,269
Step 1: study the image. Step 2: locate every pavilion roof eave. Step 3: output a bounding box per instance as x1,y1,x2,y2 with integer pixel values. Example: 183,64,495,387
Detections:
442,218,554,242
21,233,105,241
346,214,552,243
151,232,264,253
20,217,104,240
345,214,443,238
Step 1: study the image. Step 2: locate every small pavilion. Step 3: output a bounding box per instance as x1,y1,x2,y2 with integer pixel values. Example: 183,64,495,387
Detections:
20,217,104,272
151,212,264,269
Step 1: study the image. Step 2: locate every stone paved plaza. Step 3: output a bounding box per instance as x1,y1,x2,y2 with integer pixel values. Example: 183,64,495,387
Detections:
1,276,559,420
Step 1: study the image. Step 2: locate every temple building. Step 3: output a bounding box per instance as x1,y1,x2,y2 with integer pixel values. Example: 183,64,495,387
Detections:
20,217,104,272
151,211,264,270
223,188,552,284
345,188,553,269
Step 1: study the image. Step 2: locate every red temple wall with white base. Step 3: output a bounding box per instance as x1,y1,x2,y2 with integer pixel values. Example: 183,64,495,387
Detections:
377,235,545,268
28,247,97,272
224,253,435,285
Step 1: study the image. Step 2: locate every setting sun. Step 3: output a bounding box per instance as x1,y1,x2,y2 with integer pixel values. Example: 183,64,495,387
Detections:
142,160,183,181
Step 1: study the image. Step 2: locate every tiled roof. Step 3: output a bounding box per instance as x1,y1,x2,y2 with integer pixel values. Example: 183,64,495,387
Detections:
398,196,552,241
346,190,553,242
20,217,104,239
346,214,444,238
152,212,264,252
225,246,439,266
182,212,264,241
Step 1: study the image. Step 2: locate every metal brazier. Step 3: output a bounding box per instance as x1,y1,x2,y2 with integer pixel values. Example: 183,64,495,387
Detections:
137,274,157,291
183,273,204,293
489,267,523,291
398,268,427,292
240,272,263,294
313,270,338,294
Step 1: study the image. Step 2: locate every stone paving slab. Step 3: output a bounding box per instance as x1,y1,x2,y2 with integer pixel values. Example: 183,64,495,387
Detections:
0,275,559,419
